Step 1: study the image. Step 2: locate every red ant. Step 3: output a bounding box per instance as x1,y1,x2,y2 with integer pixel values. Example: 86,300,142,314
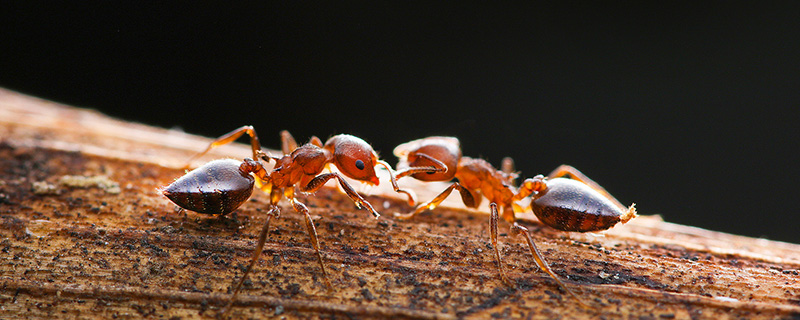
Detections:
161,126,437,315
392,136,637,306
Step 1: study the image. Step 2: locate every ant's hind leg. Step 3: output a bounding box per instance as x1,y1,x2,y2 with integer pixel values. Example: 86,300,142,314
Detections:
547,164,636,215
510,220,589,308
220,206,279,317
548,165,608,196
184,125,263,168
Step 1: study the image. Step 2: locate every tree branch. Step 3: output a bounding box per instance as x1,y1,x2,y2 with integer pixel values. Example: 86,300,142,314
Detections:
1,88,798,319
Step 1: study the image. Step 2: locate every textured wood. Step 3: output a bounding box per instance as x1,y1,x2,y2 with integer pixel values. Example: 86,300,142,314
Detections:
1,88,799,319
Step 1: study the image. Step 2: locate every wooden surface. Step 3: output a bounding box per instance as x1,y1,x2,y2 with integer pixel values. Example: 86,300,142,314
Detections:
1,88,799,319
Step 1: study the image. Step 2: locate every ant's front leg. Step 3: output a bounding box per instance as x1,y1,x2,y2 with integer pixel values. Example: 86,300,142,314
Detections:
376,159,447,207
394,152,448,180
395,182,478,220
184,125,263,169
376,161,417,207
301,173,380,218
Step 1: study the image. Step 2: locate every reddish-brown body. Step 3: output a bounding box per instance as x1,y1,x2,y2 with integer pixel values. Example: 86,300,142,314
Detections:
454,157,517,215
394,137,523,221
269,144,327,188
530,178,627,232
162,159,255,215
161,126,404,316
165,129,382,218
394,136,637,307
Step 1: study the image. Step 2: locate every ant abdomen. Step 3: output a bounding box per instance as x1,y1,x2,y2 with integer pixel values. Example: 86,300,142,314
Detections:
531,178,630,232
162,159,255,215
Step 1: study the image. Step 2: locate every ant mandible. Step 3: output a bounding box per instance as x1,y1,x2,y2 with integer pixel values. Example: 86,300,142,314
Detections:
392,136,637,306
161,126,434,314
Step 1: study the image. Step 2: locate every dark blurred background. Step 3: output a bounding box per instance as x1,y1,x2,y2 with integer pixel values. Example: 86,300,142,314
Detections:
2,3,798,243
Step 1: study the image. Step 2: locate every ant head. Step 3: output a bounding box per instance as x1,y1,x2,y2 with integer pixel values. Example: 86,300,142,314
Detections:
395,137,461,181
324,134,380,185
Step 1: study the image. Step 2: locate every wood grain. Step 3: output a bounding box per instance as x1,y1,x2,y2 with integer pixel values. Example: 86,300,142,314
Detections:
1,88,799,319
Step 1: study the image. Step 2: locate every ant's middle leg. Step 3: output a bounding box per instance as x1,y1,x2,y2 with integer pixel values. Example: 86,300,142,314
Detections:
185,125,263,168
279,130,298,155
501,157,515,176
489,203,512,285
281,130,325,154
289,197,333,288
500,157,519,186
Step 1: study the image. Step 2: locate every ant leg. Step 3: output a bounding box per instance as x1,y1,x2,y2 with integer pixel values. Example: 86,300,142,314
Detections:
220,205,280,317
184,125,263,169
309,136,323,147
395,152,449,179
376,161,416,207
500,157,519,187
302,173,380,218
388,153,450,207
394,154,448,180
489,203,512,285
280,130,298,155
289,197,332,288
548,165,616,204
394,182,477,220
501,157,515,176
513,175,546,201
548,165,636,218
376,158,447,207
510,221,589,308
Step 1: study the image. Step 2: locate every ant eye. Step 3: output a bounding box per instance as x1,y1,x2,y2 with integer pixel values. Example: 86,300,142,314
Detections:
355,159,365,170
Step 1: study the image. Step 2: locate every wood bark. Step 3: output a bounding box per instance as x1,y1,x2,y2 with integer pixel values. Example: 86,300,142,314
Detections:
1,88,798,319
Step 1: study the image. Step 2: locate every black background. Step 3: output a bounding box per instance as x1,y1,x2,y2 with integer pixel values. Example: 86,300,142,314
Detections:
2,3,799,243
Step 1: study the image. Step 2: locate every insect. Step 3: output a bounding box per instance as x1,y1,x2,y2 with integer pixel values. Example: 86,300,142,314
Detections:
393,136,637,306
161,126,436,315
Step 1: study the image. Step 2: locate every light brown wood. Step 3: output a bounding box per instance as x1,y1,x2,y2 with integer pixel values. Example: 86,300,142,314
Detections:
1,88,798,319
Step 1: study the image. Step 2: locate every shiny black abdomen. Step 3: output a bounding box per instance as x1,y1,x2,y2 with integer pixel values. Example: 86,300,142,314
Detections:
530,178,624,232
162,159,254,215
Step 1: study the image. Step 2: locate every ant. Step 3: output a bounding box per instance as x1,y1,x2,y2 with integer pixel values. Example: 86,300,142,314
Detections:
392,136,637,306
161,126,438,315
